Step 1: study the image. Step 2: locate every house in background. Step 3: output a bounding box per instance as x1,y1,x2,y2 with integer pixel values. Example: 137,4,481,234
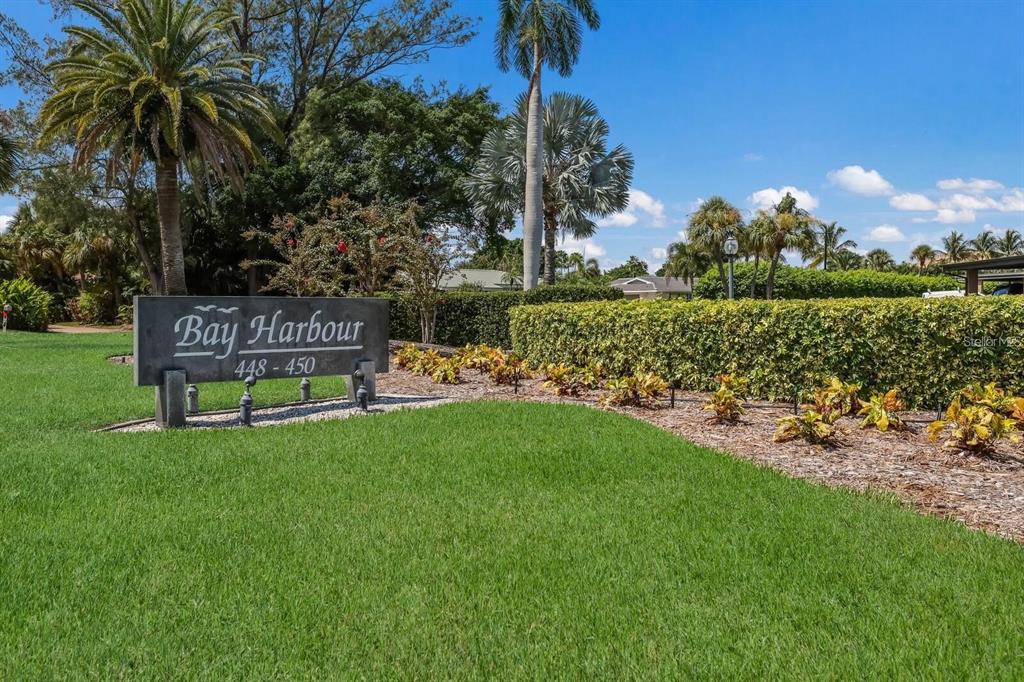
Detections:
609,276,693,300
440,269,517,291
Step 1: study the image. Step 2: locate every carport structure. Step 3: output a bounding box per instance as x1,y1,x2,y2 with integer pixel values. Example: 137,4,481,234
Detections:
941,255,1024,295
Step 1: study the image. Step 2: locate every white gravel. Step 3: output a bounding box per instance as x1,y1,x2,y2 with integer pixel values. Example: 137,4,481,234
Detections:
110,394,453,432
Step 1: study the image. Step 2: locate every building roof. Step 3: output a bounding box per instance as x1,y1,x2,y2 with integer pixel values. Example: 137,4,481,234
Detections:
941,255,1024,271
439,269,516,290
609,276,692,294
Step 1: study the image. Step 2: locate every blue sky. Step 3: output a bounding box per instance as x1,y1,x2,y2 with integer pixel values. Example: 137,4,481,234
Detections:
3,0,1023,269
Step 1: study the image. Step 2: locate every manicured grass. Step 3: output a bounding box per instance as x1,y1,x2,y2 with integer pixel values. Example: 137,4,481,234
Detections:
1,330,1023,678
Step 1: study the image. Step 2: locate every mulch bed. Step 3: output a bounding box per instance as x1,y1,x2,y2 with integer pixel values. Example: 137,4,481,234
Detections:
377,351,1024,544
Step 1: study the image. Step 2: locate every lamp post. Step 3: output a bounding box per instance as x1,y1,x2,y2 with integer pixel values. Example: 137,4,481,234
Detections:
724,235,739,300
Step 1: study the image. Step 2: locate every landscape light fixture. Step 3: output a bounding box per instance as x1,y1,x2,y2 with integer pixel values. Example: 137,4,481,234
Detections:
724,235,739,300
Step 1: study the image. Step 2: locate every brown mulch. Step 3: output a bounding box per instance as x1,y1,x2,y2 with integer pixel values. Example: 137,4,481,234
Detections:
378,351,1024,544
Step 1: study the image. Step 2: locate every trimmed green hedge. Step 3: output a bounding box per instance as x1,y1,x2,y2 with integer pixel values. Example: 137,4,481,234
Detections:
510,297,1024,408
694,265,960,300
389,285,623,347
0,278,53,332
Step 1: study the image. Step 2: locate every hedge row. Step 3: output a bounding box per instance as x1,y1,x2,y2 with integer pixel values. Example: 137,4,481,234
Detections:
693,264,960,300
509,297,1024,408
0,278,53,332
388,285,623,348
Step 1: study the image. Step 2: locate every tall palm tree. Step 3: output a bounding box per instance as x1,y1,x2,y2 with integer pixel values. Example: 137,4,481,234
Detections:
0,127,21,193
40,0,279,295
942,230,973,263
495,0,600,290
464,92,633,285
662,240,710,288
865,248,894,271
806,220,856,270
832,248,864,271
996,229,1023,256
688,196,744,295
971,230,999,260
567,251,585,274
910,243,936,271
752,192,815,299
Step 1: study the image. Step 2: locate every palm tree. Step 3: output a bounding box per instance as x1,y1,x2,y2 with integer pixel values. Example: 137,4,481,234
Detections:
996,229,1023,256
865,248,894,271
910,244,937,271
495,0,600,290
750,192,815,299
971,230,999,260
0,127,21,193
584,257,600,277
567,251,585,275
942,230,973,263
806,221,856,270
832,249,864,271
662,240,710,288
40,0,279,295
464,92,633,285
688,197,744,295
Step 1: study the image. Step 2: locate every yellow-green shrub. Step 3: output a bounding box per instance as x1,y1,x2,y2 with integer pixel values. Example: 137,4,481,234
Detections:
510,297,1024,408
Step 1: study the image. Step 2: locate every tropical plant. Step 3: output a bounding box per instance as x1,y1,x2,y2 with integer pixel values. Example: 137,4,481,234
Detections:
242,213,346,296
971,230,1000,260
464,92,633,285
488,352,532,385
910,244,937,271
832,248,864,271
428,357,462,384
688,196,744,294
40,0,280,295
996,229,1024,256
927,398,1019,453
750,193,816,299
662,240,711,287
0,126,21,193
774,409,840,445
857,389,906,432
704,373,748,423
942,230,973,263
541,362,585,396
599,372,667,408
395,343,421,369
494,0,601,290
865,248,895,271
0,277,53,332
807,221,856,270
810,377,860,420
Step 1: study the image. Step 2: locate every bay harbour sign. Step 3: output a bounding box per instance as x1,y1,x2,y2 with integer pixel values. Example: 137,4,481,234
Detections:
134,296,390,427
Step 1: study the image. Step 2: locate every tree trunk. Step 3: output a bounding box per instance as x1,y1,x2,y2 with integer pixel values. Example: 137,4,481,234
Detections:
522,41,544,291
127,200,163,294
543,211,557,285
155,154,187,295
750,253,760,298
715,255,727,298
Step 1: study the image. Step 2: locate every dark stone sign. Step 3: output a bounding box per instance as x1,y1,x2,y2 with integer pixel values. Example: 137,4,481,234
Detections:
133,296,389,386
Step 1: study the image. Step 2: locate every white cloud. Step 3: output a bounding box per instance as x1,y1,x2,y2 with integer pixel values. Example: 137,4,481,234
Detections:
650,247,668,262
933,208,976,224
597,188,667,228
1000,188,1024,212
936,177,1004,193
743,153,764,162
868,224,907,242
827,165,894,196
0,215,11,234
889,193,937,211
559,236,606,258
747,186,819,211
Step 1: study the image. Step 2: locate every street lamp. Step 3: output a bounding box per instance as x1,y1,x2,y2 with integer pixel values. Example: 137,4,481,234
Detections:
723,235,739,300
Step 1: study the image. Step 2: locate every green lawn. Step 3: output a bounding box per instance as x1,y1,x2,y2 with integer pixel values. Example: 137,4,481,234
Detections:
1,331,1023,678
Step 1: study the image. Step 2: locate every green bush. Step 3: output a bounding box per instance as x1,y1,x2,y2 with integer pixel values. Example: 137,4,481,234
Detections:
694,264,960,300
510,297,1024,408
0,278,54,332
388,285,624,347
69,291,116,325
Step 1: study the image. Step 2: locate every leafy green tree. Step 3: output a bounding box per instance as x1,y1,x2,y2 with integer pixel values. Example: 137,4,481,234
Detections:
747,192,815,299
605,256,648,280
910,244,937,271
662,240,710,288
806,220,856,270
464,92,633,285
832,248,864,271
865,248,895,271
495,0,600,290
996,229,1023,256
688,196,744,294
942,230,972,262
40,0,280,295
970,230,1000,260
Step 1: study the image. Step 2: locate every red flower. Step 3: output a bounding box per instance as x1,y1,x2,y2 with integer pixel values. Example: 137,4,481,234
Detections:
286,238,296,248
337,240,348,254
377,236,387,245
424,233,434,243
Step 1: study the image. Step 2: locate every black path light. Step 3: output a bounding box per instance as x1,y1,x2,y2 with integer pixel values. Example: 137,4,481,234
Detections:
723,235,739,300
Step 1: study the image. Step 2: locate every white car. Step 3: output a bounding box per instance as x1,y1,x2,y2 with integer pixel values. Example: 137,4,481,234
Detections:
922,290,965,298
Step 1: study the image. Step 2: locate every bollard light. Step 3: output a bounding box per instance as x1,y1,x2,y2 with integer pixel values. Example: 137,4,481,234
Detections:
356,383,369,411
299,377,311,402
186,384,199,414
239,375,256,426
